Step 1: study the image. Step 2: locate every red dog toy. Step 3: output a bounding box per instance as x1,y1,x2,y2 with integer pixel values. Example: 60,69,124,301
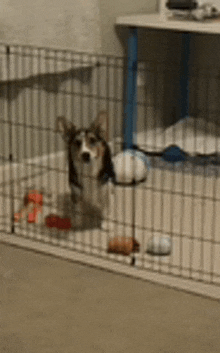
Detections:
14,190,43,224
45,214,72,231
45,214,60,228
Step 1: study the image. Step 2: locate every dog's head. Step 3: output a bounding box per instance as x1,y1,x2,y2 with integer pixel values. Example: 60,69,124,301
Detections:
56,111,109,165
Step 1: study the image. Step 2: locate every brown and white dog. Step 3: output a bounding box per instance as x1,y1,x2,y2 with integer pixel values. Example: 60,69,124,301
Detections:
56,111,115,229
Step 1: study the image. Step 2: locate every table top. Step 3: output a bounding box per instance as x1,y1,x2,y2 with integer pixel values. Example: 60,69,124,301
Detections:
116,13,220,35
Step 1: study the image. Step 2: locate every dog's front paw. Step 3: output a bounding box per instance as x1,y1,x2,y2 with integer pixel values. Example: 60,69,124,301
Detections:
101,220,108,231
101,219,114,231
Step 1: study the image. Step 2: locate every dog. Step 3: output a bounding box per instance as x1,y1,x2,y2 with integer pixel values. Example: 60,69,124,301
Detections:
56,111,115,229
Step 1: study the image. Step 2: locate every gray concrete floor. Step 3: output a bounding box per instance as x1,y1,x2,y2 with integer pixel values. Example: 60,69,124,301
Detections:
0,242,220,353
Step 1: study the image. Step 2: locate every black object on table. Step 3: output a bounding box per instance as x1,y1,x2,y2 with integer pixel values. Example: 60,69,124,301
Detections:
166,0,198,10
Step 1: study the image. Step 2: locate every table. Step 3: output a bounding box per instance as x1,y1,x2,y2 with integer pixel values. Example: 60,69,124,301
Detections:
116,13,220,149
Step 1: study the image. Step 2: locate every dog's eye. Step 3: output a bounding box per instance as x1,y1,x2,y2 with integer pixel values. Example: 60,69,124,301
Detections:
89,137,97,146
74,140,82,148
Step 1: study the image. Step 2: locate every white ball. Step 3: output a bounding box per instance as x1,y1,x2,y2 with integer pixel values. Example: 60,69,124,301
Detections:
147,235,172,256
113,149,150,184
192,8,205,21
203,4,218,18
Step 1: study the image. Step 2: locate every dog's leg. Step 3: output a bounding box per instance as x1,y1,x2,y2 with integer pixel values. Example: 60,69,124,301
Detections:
70,184,82,204
70,183,85,228
100,182,114,231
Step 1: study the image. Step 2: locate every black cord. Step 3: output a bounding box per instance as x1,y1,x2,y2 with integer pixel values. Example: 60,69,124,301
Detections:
132,144,220,165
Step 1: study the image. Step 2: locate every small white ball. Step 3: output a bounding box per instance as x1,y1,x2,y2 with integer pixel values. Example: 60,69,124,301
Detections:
191,8,205,21
113,149,150,184
147,235,172,256
203,4,218,18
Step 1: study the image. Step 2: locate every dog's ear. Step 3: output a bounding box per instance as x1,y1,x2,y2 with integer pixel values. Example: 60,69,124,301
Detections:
90,111,109,141
56,117,76,143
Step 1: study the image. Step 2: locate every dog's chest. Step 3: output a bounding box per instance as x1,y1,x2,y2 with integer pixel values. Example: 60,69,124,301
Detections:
74,162,104,205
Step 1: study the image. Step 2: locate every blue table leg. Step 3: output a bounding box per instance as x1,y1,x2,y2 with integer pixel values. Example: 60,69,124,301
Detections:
179,32,191,120
123,27,138,150
123,29,190,145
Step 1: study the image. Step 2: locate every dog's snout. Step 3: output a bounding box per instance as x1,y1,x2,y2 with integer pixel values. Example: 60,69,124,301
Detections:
81,152,90,163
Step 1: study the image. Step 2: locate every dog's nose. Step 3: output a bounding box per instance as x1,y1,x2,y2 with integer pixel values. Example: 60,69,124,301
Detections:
81,152,90,163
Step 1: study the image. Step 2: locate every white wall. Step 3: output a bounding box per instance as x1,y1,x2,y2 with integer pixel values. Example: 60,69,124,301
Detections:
0,0,101,52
